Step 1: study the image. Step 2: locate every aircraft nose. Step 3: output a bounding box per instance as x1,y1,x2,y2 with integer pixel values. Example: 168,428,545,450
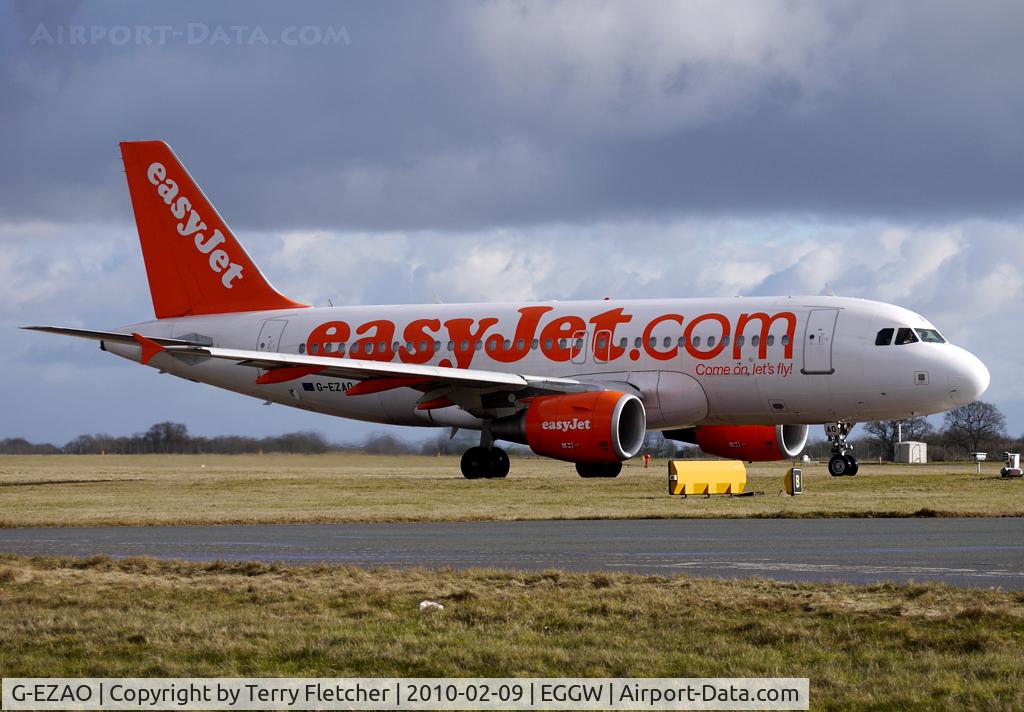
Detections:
948,348,990,405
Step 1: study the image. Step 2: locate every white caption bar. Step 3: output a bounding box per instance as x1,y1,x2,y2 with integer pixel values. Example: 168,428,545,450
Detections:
2,678,808,710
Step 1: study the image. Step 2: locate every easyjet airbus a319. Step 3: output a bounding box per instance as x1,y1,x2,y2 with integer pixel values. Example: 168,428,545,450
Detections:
27,142,990,478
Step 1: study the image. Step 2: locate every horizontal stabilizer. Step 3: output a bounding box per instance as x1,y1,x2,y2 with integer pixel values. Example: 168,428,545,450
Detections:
20,326,207,347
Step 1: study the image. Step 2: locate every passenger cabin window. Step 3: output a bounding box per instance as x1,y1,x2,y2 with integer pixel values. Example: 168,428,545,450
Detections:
895,328,918,345
875,328,894,346
916,329,946,344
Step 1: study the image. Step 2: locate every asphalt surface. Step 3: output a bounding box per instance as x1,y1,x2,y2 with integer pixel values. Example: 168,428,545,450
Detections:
2,518,1022,589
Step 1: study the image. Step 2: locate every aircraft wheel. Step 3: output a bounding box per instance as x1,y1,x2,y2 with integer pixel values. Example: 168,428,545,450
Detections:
576,461,622,478
461,446,510,479
828,455,849,477
460,447,488,479
488,447,510,479
845,454,859,476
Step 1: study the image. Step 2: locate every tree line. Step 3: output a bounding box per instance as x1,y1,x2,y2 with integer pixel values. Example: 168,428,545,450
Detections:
0,421,526,457
0,401,1016,461
2,422,330,455
825,401,1016,462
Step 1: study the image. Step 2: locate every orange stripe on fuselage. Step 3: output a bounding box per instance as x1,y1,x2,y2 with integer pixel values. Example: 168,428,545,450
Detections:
255,366,326,385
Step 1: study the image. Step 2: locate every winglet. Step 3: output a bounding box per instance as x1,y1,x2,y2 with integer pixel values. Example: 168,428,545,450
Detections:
131,332,165,365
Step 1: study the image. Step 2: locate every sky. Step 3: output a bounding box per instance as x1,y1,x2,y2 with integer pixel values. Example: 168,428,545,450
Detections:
2,0,1023,445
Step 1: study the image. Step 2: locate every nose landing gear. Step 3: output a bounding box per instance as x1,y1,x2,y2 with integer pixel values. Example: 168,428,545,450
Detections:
825,422,859,476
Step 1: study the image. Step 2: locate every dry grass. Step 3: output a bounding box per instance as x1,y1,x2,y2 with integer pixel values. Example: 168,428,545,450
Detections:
0,454,1021,527
0,555,1021,709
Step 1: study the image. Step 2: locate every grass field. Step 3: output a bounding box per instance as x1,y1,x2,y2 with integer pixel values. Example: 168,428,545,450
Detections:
0,454,1022,527
1,555,1022,709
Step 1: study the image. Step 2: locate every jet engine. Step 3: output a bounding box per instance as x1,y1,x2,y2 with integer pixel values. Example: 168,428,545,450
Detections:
664,424,809,461
492,391,646,464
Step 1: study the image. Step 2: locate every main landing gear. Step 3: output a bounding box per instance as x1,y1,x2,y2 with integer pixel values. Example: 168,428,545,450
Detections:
576,462,622,478
460,446,510,479
460,425,510,479
825,422,859,476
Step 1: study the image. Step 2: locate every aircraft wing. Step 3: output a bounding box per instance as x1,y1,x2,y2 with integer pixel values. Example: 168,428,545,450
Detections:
23,327,596,402
163,342,588,393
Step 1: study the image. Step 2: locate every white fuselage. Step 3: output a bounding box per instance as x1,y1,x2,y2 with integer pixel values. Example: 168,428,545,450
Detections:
106,295,990,432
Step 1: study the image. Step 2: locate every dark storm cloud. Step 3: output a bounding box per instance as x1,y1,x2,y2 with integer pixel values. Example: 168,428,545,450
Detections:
2,0,1023,231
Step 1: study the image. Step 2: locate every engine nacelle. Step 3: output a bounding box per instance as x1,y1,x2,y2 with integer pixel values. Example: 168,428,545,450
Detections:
665,424,809,461
492,392,646,463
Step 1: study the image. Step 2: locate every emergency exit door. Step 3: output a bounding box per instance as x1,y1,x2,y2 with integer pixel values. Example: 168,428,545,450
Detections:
801,309,838,375
569,330,589,364
257,319,288,353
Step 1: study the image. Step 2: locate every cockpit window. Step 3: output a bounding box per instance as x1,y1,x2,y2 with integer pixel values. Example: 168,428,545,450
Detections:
895,328,919,345
915,328,946,344
875,328,894,346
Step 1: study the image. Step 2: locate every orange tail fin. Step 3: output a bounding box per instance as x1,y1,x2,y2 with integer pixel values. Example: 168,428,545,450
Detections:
120,140,307,318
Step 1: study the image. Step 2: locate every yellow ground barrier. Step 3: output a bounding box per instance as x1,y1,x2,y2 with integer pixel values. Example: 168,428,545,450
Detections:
668,460,746,496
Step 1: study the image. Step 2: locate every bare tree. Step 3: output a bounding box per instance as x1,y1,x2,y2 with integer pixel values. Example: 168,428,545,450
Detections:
943,401,1006,455
863,416,934,460
145,422,190,454
0,438,60,455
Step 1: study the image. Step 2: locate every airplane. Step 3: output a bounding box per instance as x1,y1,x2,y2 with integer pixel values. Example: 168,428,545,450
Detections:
25,141,991,479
